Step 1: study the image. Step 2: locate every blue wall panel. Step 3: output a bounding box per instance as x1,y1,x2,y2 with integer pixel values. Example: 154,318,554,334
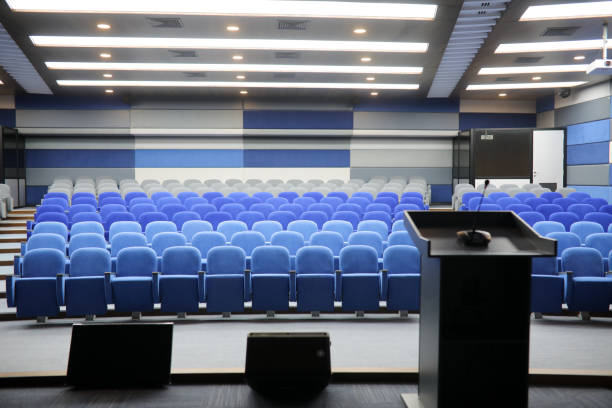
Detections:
566,142,610,165
26,149,136,168
16,94,130,110
243,149,350,167
26,186,48,206
0,109,16,127
459,113,536,130
243,110,353,129
567,119,610,145
354,98,459,113
567,185,612,202
135,150,243,168
430,184,453,203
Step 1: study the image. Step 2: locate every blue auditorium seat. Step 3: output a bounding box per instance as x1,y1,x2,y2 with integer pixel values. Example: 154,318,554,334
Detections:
184,197,208,210
151,191,173,204
42,197,68,210
145,221,177,243
320,196,343,211
399,197,426,210
300,210,329,229
130,203,158,220
467,196,493,210
268,210,296,229
252,220,283,242
191,231,226,271
600,204,612,215
488,192,510,202
549,212,579,231
585,233,612,270
459,192,481,210
346,197,370,211
507,204,532,214
288,220,318,243
570,221,604,244
235,211,264,229
250,203,275,218
323,220,354,241
388,231,414,246
279,203,304,218
71,193,96,202
104,212,137,233
26,233,66,256
205,246,246,314
384,245,420,312
531,251,564,315
392,220,406,232
151,232,187,263
190,204,217,220
37,212,69,226
44,192,69,202
68,233,106,256
63,248,111,318
583,198,607,211
540,192,563,203
303,191,324,202
352,192,374,202
128,197,154,208
583,212,612,231
172,211,201,231
74,197,99,208
340,245,380,313
308,203,334,218
295,246,335,313
253,191,274,202
107,247,157,314
363,211,393,230
138,211,168,231
177,191,199,204
202,191,223,203
525,198,547,211
374,197,397,211
358,220,389,242
337,203,363,216
125,191,147,205
34,205,65,222
348,231,383,264
552,197,578,211
181,220,213,242
394,204,421,219
100,204,127,222
547,231,581,270
561,247,612,314
279,191,299,203
156,246,202,314
251,246,291,313
160,203,187,221
99,197,126,208
266,197,289,210
239,197,262,210
567,192,590,202
228,192,249,202
366,203,393,214
204,211,233,230
71,212,103,225
271,231,304,283
71,221,105,237
378,192,399,202
231,230,266,273
519,211,545,227
401,192,423,201
497,197,521,210
536,204,564,220
327,191,349,202
293,196,317,210
220,203,246,219
33,221,68,241
212,197,235,210
217,220,248,241
98,191,121,203
533,221,565,237
515,192,536,203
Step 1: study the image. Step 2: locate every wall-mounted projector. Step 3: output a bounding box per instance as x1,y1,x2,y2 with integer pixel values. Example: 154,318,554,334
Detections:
586,59,612,75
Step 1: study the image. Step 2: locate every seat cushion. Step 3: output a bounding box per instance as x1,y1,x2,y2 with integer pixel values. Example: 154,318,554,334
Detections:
15,278,60,318
158,275,199,313
205,275,244,313
111,277,154,312
65,276,107,316
296,274,335,312
387,274,420,312
341,273,380,312
251,274,290,311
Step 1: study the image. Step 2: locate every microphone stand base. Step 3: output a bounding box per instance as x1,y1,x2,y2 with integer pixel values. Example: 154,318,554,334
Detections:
457,230,491,247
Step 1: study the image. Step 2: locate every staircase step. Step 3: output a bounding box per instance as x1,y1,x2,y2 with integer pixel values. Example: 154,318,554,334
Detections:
0,235,26,244
6,215,33,220
0,222,27,227
0,243,21,254
0,228,26,235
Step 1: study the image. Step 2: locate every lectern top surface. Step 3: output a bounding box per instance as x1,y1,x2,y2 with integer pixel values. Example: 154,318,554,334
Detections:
404,211,556,257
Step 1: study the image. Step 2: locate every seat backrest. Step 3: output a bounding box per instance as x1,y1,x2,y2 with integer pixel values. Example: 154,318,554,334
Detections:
507,204,532,214
130,203,158,220
525,197,548,211
348,231,383,256
357,220,389,241
266,197,290,210
72,212,103,224
137,211,168,230
339,245,378,274
190,204,217,220
116,246,157,277
583,212,612,230
270,231,304,255
374,197,397,211
267,210,296,229
184,197,208,210
322,219,354,241
73,197,99,207
561,247,604,278
177,191,199,204
518,211,545,226
346,196,370,211
151,232,187,256
171,211,201,230
191,231,227,259
181,220,213,241
71,221,105,237
278,203,304,218
100,204,127,221
548,212,579,231
388,231,414,246
230,230,266,256
309,231,344,255
534,203,563,220
552,197,578,211
252,220,283,241
303,191,324,202
160,203,187,220
249,203,275,218
128,197,154,208
533,221,565,237
69,233,107,256
234,211,264,229
206,246,246,275
400,197,425,209
108,221,141,241
220,203,247,219
287,220,318,242
23,248,66,278
300,210,328,229
26,233,66,253
251,245,291,275
337,203,363,216
69,247,111,277
568,203,597,220
363,211,393,228
278,191,299,203
567,192,590,202
584,233,612,259
569,221,604,243
320,196,343,211
33,221,68,241
546,232,581,257
293,196,317,210
212,197,236,210
37,212,69,225
203,211,234,229
145,220,178,243
161,246,201,275
366,203,393,214
42,197,69,210
217,220,248,241
327,191,349,202
296,246,334,275
352,192,374,203
110,231,147,256
383,245,420,275
253,191,274,202
540,191,563,203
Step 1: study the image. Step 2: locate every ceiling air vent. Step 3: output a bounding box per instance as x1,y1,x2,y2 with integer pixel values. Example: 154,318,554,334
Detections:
514,56,543,64
542,26,580,36
273,73,296,79
184,72,206,77
169,50,196,58
146,17,183,28
275,52,301,59
277,20,309,30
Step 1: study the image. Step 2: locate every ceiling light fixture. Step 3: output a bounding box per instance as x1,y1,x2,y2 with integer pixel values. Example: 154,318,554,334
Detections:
57,79,420,90
520,1,612,21
478,65,588,75
45,61,424,75
0,80,4,85
466,81,586,90
236,75,246,79
103,73,113,78
361,56,372,62
366,76,375,81
574,55,586,60
99,52,111,58
7,1,438,20
498,93,507,97
353,28,367,34
226,25,240,32
96,23,111,30
532,76,541,80
232,55,243,60
240,90,248,94
30,36,429,53
496,40,609,53
370,91,379,96
104,89,114,93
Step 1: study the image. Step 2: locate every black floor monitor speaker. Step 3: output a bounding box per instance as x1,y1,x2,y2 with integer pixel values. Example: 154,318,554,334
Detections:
245,332,331,397
67,323,173,387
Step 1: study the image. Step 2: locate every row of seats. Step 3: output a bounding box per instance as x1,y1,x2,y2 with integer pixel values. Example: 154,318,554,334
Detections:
7,244,421,320
453,182,576,210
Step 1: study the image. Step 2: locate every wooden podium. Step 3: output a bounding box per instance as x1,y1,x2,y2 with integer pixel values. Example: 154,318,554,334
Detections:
402,211,556,408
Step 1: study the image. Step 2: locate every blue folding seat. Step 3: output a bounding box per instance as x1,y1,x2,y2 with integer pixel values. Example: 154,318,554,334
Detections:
320,196,343,211
384,245,420,312
181,220,213,242
392,220,406,232
204,211,233,229
374,197,397,211
107,246,157,314
110,232,148,272
37,212,69,226
340,245,380,312
160,203,187,221
533,221,565,237
251,246,291,313
205,246,246,314
130,203,158,220
540,191,563,203
253,191,274,202
279,203,304,218
217,220,248,241
63,248,111,318
234,211,263,229
25,233,66,258
467,196,494,210
250,203,275,218
8,248,66,319
99,197,126,208
515,192,536,203
525,198,547,211
278,191,299,203
220,203,246,219
459,192,481,210
535,204,563,220
266,197,289,210
295,246,335,313
151,232,187,257
310,230,344,272
352,191,374,203
98,191,121,204
33,221,68,241
68,233,107,256
271,230,304,278
71,212,103,225
363,211,393,230
227,192,248,202
177,191,199,204
585,233,612,270
507,204,532,214
388,231,414,246
71,192,95,201
337,203,363,216
331,211,361,231
552,197,578,211
567,192,590,202
35,205,65,222
568,203,597,220
570,221,604,244
600,204,612,215
252,220,283,242
145,220,177,243
547,231,582,270
488,192,510,202
191,231,227,271
293,196,317,210
401,191,423,201
191,203,217,220
172,211,201,230
327,191,349,202
346,197,370,211
138,211,168,230
531,249,564,315
100,204,127,222
400,197,426,210
583,212,612,231
307,203,334,219
212,197,235,210
203,191,223,203
268,210,296,229
348,231,384,269
239,197,262,210
156,246,202,314
561,247,612,315
378,192,399,202
42,197,69,210
231,230,266,273
394,204,421,218
128,197,154,208
497,197,520,210
303,191,324,202
366,203,393,214
71,221,105,237
151,191,173,205
583,198,607,211
44,192,69,202
300,210,328,229
288,220,318,243
184,197,208,210
518,211,545,226
358,220,389,245
549,212,579,231
74,196,99,208
108,221,141,242
124,191,147,205
322,220,353,242
104,212,136,233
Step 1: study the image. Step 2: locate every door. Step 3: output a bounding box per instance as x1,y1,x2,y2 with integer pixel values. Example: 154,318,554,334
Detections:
532,130,564,190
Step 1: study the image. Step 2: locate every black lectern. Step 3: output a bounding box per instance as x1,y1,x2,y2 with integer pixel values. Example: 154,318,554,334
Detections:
402,211,555,408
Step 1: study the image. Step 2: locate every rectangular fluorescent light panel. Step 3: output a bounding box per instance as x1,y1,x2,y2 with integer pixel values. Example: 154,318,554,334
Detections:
478,65,588,75
45,62,423,75
7,0,438,20
466,81,586,90
496,39,608,53
31,36,428,53
521,1,612,21
56,79,419,90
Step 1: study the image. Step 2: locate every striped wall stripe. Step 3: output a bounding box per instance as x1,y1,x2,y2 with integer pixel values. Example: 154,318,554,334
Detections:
566,164,611,186
566,142,610,165
554,96,611,127
243,110,353,129
459,113,536,130
567,119,611,145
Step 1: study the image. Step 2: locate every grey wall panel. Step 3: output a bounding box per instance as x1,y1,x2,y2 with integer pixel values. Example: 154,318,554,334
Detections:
554,96,611,127
130,109,242,129
27,168,136,186
350,167,452,184
244,137,350,150
243,100,353,110
354,112,459,130
17,109,130,128
130,98,242,110
25,136,135,149
536,110,555,128
351,149,452,168
566,164,610,186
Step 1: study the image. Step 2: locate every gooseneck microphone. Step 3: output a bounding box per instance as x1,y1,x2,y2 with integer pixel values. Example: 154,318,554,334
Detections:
457,179,492,247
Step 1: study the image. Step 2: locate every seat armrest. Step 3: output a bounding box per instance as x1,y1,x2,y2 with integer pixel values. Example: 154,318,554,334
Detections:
56,273,66,306
104,272,115,304
198,271,206,301
6,275,18,308
152,271,160,303
381,269,389,300
13,255,21,276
